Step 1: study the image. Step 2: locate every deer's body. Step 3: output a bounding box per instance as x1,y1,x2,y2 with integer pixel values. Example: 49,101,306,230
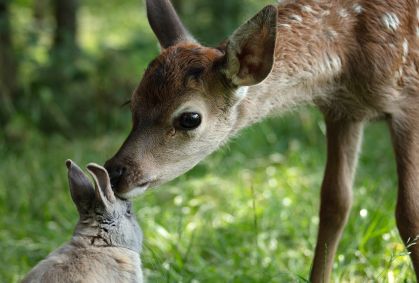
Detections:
241,0,418,127
105,0,419,281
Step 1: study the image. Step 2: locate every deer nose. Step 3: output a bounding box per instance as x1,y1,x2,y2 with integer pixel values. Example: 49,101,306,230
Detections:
105,164,126,189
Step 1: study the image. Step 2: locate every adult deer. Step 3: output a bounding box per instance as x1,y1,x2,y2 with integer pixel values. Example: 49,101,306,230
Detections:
105,0,419,281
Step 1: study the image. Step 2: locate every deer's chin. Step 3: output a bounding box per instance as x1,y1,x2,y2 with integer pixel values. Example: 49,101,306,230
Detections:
117,183,150,199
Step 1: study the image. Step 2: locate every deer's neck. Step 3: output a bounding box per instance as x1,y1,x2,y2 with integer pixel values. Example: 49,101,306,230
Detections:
234,0,357,129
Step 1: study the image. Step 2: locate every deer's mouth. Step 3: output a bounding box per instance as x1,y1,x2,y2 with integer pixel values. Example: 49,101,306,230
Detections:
133,180,152,193
116,179,156,199
137,181,150,188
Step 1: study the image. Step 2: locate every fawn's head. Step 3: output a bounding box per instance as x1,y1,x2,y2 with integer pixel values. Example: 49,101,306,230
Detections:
105,0,277,197
66,160,142,253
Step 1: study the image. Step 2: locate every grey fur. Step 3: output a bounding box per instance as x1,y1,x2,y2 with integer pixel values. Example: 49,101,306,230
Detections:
22,160,143,283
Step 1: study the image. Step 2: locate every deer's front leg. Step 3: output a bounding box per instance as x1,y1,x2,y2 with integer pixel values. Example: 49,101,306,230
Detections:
310,117,364,283
389,110,419,280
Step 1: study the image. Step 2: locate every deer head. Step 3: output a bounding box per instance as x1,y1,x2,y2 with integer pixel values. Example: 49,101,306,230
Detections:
105,0,277,198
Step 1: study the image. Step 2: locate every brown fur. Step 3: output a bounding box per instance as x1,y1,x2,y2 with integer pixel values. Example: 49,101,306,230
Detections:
106,1,419,281
132,44,224,122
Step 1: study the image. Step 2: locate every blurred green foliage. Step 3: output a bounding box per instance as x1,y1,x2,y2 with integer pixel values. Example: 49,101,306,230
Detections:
0,0,416,282
2,0,272,140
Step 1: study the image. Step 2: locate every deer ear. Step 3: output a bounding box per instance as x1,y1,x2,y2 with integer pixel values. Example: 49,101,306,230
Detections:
223,5,277,86
66,160,95,214
146,0,194,49
87,163,116,208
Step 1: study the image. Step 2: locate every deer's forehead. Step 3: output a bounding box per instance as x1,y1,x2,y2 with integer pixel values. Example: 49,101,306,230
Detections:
132,45,223,110
143,45,222,87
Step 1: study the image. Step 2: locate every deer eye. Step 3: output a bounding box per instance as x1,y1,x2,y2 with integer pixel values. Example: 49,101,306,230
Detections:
176,112,202,130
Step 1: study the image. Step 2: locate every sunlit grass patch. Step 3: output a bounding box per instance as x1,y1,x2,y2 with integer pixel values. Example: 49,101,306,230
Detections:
1,111,416,282
4,0,417,281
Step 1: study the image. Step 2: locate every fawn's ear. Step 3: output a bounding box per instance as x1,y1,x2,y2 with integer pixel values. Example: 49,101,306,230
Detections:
146,0,193,49
223,5,277,86
66,160,95,214
87,163,116,208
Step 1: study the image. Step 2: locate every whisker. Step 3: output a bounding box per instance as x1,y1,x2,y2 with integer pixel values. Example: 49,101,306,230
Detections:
121,99,131,108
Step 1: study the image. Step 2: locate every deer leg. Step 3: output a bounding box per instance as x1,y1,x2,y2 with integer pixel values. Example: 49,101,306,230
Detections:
310,118,364,283
389,111,419,280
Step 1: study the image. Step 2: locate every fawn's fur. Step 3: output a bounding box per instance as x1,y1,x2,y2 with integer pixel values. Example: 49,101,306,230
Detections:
106,0,419,281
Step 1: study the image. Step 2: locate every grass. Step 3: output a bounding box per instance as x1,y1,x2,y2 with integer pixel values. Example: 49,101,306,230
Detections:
4,0,417,281
1,110,416,282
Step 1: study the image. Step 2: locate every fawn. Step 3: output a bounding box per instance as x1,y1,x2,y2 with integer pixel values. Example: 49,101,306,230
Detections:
105,0,419,281
23,161,143,283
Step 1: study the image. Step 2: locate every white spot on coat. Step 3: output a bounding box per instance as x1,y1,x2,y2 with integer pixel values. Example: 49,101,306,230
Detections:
338,8,349,18
328,55,342,72
352,4,364,14
403,39,409,56
278,23,291,29
382,13,400,31
402,39,409,64
318,54,342,75
289,14,303,22
325,28,338,39
301,5,315,13
321,10,330,17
